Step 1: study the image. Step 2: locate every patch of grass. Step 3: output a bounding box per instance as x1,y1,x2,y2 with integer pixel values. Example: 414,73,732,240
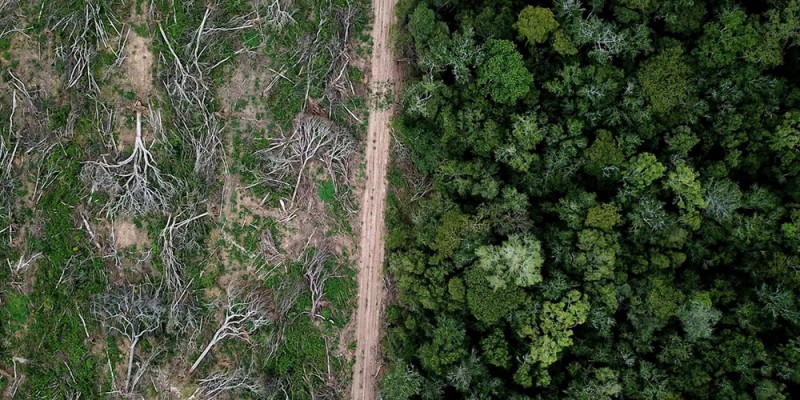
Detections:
387,166,408,190
268,316,331,400
3,293,28,333
132,23,149,37
105,334,122,371
233,98,248,112
10,142,107,397
241,28,261,49
317,180,336,203
324,270,356,326
120,89,136,100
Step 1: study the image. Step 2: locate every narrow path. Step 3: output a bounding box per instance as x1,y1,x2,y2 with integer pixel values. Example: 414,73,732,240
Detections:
351,0,399,398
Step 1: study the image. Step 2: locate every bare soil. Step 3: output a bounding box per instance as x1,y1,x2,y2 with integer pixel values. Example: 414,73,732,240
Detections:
125,30,155,101
6,35,61,96
113,219,149,250
350,0,400,398
117,25,155,150
125,2,154,100
217,55,271,124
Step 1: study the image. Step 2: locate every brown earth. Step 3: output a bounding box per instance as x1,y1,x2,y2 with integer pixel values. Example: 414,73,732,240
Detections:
124,30,154,101
118,25,155,151
350,0,400,398
113,219,149,250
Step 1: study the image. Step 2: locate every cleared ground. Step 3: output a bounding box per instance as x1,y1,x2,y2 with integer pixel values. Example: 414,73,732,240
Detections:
351,0,399,398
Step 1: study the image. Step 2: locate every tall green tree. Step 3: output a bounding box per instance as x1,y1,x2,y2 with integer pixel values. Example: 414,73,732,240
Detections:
476,234,544,290
477,39,533,104
516,6,558,45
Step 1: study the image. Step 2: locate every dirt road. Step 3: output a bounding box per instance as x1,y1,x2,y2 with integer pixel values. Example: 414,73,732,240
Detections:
351,0,399,398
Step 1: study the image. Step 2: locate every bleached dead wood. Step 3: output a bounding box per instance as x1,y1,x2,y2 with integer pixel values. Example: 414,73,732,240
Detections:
82,110,177,217
51,1,125,93
93,283,165,394
301,241,332,320
193,364,266,399
264,0,295,30
7,252,40,291
256,115,355,205
0,90,17,188
159,212,208,292
0,0,21,38
189,284,271,374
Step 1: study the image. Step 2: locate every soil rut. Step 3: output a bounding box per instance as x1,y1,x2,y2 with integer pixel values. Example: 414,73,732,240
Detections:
351,0,399,398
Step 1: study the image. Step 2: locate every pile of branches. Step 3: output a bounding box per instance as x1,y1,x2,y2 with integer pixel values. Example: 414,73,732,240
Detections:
155,0,271,103
189,283,272,374
158,211,208,293
1,73,55,243
261,0,296,30
301,240,334,320
0,0,20,38
81,110,177,218
291,1,360,117
5,72,57,151
254,1,364,211
92,282,165,397
156,1,264,183
0,100,17,203
255,115,356,204
194,364,267,399
49,0,127,93
93,279,276,397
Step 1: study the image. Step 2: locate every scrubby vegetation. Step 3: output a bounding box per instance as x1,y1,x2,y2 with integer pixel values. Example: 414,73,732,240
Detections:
0,0,368,398
383,0,800,399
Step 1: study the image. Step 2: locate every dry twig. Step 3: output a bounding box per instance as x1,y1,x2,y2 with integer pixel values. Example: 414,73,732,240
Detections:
93,283,165,394
256,115,355,205
189,284,271,374
82,110,177,217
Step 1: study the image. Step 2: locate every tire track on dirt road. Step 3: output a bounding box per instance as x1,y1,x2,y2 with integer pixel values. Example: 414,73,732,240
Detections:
351,0,399,398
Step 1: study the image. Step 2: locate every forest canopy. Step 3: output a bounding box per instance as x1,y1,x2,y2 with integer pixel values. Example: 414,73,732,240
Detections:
383,0,800,399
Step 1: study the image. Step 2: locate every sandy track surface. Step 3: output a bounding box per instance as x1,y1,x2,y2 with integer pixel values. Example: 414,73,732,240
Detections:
350,0,399,398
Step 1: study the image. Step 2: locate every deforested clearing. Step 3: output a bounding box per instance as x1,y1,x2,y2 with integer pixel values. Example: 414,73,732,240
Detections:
0,1,371,399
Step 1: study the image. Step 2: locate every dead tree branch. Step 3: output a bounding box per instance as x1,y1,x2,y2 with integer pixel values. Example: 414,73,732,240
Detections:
0,0,21,39
301,241,333,320
93,283,165,394
255,115,354,204
321,128,356,192
0,90,18,190
157,23,209,107
51,1,125,93
195,364,266,399
186,112,222,182
6,70,53,152
7,252,40,287
259,229,282,264
290,1,357,116
157,9,238,184
159,211,209,292
263,0,295,30
189,284,271,374
82,110,178,217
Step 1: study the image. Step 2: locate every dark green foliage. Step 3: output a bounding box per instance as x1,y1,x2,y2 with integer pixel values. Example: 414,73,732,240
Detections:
477,39,533,105
380,361,423,400
516,6,558,45
318,180,336,203
385,0,800,398
637,43,693,114
465,267,525,324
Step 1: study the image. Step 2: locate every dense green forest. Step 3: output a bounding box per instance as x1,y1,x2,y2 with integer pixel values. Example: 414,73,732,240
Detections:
382,0,800,398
